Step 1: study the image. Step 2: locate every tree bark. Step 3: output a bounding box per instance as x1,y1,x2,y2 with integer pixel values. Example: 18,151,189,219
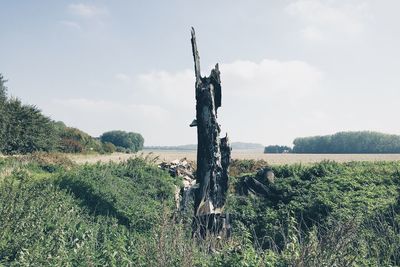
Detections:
190,28,231,238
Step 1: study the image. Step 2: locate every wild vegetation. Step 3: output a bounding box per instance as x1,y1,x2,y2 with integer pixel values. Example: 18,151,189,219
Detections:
1,154,399,266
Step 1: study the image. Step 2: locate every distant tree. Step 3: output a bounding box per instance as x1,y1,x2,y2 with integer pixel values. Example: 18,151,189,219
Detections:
0,74,8,152
100,130,144,152
292,131,400,154
0,74,7,103
264,145,292,154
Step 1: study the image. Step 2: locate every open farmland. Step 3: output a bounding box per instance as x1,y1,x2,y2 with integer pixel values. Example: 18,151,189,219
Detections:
67,150,400,165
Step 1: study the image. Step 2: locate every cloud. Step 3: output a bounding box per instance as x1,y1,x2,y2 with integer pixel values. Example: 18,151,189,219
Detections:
134,59,322,108
68,3,108,19
135,69,195,109
301,26,324,42
286,0,371,41
127,58,323,145
43,58,324,146
54,98,167,119
60,20,82,31
221,59,322,97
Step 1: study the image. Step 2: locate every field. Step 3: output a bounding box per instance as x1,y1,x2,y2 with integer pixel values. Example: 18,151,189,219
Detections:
67,149,400,165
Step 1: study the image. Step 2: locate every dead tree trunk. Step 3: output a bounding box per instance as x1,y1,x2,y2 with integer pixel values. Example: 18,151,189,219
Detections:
190,28,231,238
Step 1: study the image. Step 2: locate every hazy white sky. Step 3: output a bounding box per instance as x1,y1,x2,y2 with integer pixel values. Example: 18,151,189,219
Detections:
1,0,400,146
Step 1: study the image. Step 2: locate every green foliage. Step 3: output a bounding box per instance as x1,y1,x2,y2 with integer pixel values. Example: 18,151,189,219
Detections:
0,176,149,266
100,130,144,153
0,156,180,266
57,158,176,231
210,234,268,267
2,98,56,154
293,131,400,153
229,160,400,265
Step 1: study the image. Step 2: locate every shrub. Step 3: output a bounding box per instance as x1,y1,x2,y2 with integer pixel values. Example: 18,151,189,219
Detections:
56,126,103,153
59,138,84,153
102,142,116,153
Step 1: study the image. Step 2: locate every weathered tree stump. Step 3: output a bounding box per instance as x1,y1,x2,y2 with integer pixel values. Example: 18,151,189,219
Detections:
190,28,231,238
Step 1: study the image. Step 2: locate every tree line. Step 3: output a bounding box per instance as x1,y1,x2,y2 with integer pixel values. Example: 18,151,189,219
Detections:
264,131,400,154
292,131,400,153
0,74,144,155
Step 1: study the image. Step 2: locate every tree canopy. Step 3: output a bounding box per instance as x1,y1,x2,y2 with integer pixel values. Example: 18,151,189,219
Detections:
100,130,144,152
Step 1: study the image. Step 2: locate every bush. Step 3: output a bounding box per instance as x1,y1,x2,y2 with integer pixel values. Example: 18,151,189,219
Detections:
56,126,103,153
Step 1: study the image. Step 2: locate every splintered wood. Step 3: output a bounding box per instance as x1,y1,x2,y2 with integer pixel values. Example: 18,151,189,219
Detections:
190,28,231,238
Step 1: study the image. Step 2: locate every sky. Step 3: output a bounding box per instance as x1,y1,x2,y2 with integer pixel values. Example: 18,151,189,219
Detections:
1,0,400,146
